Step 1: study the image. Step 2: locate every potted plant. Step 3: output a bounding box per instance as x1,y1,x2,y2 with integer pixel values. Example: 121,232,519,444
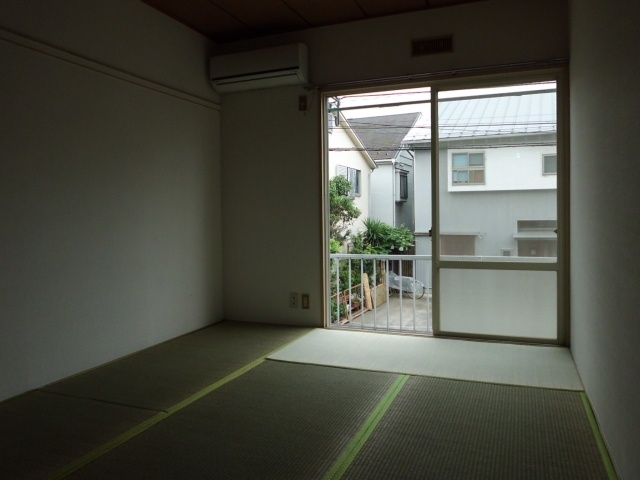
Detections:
350,294,361,309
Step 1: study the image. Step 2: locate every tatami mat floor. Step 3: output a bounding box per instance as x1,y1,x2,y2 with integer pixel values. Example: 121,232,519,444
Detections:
269,328,583,390
0,321,614,479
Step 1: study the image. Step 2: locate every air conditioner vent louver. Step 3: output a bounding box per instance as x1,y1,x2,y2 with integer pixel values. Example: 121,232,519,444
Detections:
210,43,307,93
412,36,453,56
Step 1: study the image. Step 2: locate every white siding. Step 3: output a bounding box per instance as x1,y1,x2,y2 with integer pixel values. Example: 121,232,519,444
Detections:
369,164,395,225
328,124,372,232
448,145,557,192
413,147,556,258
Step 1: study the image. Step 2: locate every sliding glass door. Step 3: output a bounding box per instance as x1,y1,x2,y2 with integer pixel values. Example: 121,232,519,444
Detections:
322,70,567,343
431,78,565,342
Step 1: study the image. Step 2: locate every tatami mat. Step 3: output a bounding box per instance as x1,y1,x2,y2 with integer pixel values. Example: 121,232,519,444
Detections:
68,361,399,479
343,376,609,479
268,329,583,390
2,323,608,479
1,321,311,478
45,321,312,411
0,391,155,479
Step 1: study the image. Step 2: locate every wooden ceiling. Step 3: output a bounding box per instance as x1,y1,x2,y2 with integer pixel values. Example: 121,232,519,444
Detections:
141,0,483,43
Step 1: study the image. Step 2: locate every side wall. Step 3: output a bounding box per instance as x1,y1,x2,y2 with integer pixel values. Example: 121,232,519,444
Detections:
328,126,372,232
221,0,568,327
0,0,222,401
369,164,395,226
570,1,640,478
221,86,322,325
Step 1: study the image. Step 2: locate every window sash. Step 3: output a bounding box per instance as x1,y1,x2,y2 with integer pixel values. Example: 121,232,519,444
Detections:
543,154,557,174
452,152,485,185
337,165,361,196
399,173,408,200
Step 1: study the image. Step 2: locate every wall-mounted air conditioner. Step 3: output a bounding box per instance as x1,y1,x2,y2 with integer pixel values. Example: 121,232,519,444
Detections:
210,43,308,93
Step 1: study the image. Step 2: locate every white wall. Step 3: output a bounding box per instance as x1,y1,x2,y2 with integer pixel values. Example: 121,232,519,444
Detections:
220,0,569,328
328,125,372,232
0,0,217,102
412,148,557,256
0,0,222,401
447,145,557,192
221,86,322,326
369,164,396,226
570,1,640,478
394,153,415,231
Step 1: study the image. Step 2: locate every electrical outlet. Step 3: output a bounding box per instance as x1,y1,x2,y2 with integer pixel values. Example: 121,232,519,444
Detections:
289,292,299,308
301,294,310,309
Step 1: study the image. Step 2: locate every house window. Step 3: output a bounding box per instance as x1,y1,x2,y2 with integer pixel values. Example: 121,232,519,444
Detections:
336,165,361,197
515,220,557,258
452,152,485,185
399,172,408,200
440,235,476,255
543,154,557,174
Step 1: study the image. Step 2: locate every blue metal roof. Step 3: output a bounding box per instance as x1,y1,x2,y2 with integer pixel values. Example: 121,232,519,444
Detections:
405,91,556,143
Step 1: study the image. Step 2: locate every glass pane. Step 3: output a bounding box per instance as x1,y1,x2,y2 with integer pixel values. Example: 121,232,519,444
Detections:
440,269,557,339
438,82,558,262
453,170,468,184
544,154,557,174
470,169,485,184
452,153,468,168
469,153,484,166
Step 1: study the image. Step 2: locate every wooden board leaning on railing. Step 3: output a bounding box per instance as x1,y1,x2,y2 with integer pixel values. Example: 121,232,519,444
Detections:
331,273,388,325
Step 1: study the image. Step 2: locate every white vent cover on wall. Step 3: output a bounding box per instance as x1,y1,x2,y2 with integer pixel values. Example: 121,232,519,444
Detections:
210,43,308,93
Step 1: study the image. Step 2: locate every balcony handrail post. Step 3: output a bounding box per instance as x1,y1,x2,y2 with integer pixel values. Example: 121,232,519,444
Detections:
372,259,377,330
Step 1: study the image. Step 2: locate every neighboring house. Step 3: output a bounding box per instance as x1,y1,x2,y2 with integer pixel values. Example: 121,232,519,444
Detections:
404,91,558,277
327,112,377,234
348,113,422,231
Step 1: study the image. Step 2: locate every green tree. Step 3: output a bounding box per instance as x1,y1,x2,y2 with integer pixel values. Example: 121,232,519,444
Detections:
329,176,361,244
349,218,415,287
352,218,415,254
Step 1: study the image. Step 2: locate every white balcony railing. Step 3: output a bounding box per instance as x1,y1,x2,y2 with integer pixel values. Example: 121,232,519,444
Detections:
329,253,556,335
329,254,433,334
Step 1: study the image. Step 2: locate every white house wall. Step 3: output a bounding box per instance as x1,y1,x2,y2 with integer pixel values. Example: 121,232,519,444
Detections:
369,154,415,231
395,151,415,231
447,145,557,193
412,147,557,257
369,164,395,226
327,125,372,233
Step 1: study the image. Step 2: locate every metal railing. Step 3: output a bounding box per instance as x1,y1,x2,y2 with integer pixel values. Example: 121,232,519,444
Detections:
329,254,433,334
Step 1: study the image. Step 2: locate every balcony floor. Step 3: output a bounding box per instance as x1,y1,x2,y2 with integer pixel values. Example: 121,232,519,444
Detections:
332,292,432,334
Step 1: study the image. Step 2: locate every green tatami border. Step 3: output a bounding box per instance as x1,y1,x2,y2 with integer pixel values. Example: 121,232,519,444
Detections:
580,393,618,480
50,328,312,479
324,374,410,480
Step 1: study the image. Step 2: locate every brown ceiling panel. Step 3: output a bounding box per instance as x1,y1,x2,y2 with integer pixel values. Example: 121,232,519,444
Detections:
356,0,427,17
141,0,484,43
210,0,309,34
283,0,366,26
142,0,254,42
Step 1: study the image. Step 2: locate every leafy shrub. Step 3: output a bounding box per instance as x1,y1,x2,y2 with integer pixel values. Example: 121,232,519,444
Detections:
351,218,414,254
